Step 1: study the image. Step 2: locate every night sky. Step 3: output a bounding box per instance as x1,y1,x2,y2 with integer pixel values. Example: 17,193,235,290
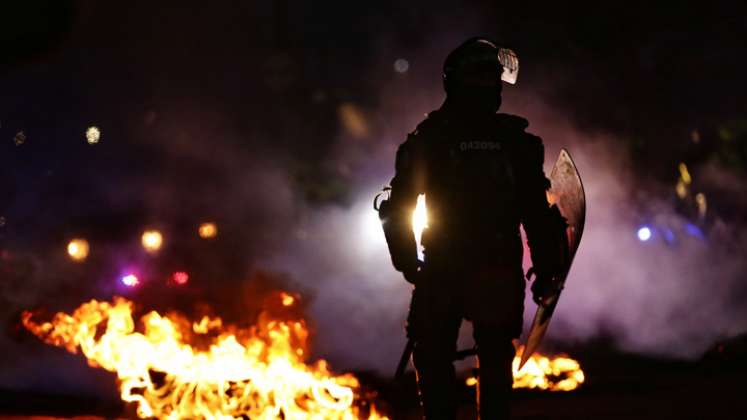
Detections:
1,0,747,398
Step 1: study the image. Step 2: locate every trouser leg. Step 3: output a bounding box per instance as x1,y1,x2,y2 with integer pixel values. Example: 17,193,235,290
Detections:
408,282,461,420
473,325,515,420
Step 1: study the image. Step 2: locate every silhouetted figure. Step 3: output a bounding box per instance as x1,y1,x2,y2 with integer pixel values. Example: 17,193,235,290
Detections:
385,38,563,419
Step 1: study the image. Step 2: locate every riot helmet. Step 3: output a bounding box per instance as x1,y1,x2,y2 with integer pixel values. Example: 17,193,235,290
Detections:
443,38,518,89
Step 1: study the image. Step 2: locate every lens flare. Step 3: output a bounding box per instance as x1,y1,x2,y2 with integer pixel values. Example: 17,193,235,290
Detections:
198,222,218,239
141,230,163,253
67,238,90,262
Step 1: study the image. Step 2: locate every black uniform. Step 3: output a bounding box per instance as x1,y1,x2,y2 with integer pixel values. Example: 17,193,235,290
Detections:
387,103,557,419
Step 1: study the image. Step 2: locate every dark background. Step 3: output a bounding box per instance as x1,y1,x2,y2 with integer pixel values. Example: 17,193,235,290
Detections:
1,0,746,406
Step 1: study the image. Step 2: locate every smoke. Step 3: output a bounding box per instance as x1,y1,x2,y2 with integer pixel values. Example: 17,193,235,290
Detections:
2,5,747,398
258,39,747,372
524,118,747,358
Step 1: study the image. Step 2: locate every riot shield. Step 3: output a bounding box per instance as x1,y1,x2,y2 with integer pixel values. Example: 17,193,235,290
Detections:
519,148,586,369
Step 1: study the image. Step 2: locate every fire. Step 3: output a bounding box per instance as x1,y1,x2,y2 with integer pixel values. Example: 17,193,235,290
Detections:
280,292,295,307
466,346,584,392
22,296,387,420
512,347,585,391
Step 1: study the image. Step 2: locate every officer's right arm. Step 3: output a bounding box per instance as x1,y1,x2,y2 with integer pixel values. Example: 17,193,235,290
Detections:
385,135,423,279
517,134,566,302
518,135,561,276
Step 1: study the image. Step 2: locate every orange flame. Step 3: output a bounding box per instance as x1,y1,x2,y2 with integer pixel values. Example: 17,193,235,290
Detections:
466,345,585,392
280,292,295,307
22,297,387,419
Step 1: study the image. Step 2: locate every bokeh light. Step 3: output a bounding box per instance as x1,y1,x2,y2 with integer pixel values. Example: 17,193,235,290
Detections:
695,193,707,219
338,103,369,139
684,223,705,240
637,226,652,242
141,230,163,253
86,126,101,144
393,58,410,73
67,238,90,262
121,274,139,287
198,222,218,239
172,271,189,285
13,131,26,146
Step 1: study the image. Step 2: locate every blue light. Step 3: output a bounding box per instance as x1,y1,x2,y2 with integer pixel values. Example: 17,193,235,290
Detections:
637,226,652,242
684,223,705,240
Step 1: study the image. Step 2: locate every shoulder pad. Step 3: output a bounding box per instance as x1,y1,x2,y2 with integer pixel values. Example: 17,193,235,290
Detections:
523,132,543,147
521,132,545,165
495,113,529,131
411,109,446,137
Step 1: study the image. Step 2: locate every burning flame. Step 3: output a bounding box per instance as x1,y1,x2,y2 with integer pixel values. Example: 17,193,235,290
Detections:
466,345,585,392
22,296,387,419
280,292,295,307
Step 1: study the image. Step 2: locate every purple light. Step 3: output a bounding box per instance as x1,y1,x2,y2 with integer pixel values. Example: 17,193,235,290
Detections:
684,223,705,240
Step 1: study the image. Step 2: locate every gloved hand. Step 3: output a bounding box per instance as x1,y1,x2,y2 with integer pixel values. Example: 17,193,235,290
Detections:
527,268,557,305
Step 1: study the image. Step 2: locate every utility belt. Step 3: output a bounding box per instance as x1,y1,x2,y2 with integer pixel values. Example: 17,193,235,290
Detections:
421,226,523,266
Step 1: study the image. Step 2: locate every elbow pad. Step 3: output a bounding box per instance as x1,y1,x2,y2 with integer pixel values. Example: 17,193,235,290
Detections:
374,188,419,273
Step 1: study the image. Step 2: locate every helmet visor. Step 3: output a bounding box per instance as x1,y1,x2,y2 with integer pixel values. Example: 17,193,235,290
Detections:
498,47,519,85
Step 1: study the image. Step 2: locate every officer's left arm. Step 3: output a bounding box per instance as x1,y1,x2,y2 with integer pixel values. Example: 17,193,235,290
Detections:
385,135,424,280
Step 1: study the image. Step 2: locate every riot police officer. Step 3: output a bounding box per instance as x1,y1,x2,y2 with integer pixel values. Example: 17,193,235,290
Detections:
383,38,563,419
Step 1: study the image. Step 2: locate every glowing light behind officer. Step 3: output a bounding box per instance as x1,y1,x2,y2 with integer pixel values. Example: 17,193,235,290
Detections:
412,194,428,260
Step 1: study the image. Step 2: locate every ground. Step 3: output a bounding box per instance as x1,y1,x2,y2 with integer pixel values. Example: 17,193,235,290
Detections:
1,346,745,420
